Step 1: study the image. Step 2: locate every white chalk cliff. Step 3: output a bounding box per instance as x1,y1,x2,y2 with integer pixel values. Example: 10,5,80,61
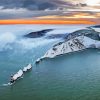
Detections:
39,25,100,60
42,36,100,58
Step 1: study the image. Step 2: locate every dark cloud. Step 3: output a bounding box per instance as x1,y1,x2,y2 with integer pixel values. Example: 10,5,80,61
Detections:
0,0,73,19
0,0,72,10
22,0,57,10
0,8,62,19
0,0,99,19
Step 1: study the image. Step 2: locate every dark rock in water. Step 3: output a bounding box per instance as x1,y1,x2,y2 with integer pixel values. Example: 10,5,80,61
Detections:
46,34,67,39
24,29,53,38
64,28,100,41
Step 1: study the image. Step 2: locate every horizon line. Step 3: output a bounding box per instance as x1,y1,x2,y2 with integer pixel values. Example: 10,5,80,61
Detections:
0,19,96,25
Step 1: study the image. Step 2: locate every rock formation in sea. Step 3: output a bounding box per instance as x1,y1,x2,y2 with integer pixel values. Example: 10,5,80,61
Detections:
37,25,100,60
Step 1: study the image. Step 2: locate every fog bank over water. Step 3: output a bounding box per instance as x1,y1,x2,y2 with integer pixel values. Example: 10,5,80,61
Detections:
0,24,88,52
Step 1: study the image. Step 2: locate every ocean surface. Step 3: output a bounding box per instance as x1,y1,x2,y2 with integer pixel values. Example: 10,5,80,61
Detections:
1,24,100,100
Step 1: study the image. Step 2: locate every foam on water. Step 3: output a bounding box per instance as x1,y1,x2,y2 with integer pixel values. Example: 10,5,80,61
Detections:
2,83,12,86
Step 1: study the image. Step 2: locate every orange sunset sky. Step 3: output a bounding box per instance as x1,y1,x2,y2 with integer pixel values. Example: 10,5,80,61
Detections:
0,0,99,25
0,11,99,24
0,19,96,25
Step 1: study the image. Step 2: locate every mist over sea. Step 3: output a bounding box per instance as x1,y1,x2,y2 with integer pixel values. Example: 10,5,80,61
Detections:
1,24,100,100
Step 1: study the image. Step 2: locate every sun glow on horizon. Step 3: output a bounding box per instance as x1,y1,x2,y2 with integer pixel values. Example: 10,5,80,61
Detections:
0,19,95,25
85,0,100,6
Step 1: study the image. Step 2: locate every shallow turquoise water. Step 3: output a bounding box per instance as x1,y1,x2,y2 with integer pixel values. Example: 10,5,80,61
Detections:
1,25,100,100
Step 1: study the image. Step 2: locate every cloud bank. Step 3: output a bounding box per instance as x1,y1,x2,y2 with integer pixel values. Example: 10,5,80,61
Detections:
0,0,99,20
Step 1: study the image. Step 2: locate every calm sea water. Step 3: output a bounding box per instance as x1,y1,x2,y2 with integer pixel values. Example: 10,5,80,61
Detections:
1,25,100,100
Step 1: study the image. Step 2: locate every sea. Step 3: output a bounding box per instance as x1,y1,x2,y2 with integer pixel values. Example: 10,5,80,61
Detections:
0,24,100,100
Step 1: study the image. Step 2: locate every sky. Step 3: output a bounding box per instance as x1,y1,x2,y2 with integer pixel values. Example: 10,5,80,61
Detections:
0,0,99,24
